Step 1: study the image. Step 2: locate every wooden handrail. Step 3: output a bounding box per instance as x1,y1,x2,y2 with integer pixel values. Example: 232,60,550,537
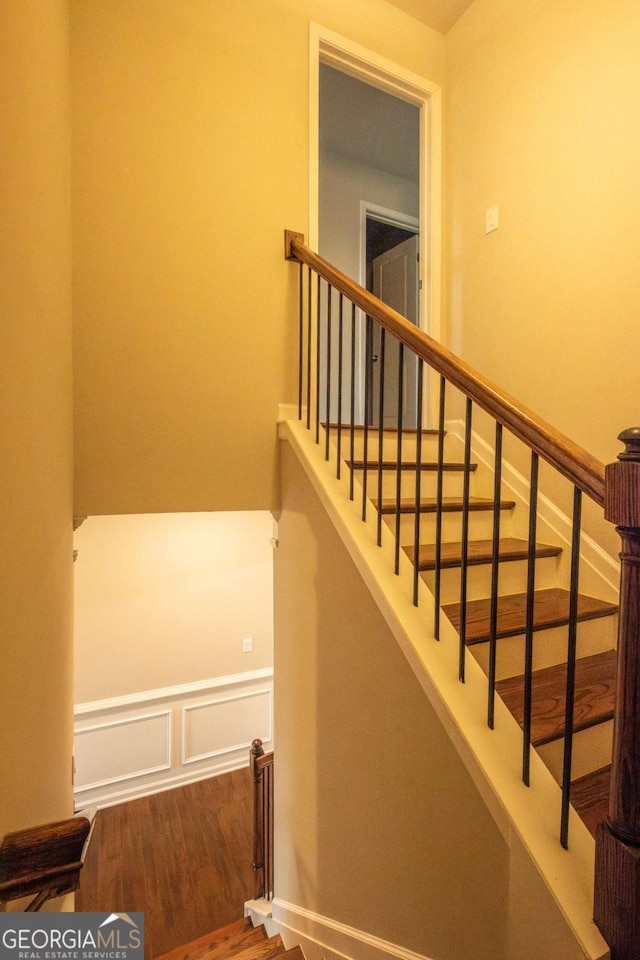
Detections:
285,231,605,507
0,813,94,911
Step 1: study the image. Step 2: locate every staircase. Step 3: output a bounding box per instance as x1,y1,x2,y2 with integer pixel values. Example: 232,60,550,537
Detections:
285,230,640,960
155,918,303,960
340,423,618,836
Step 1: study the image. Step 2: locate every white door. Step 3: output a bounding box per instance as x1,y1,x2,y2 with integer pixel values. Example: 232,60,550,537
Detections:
371,234,419,428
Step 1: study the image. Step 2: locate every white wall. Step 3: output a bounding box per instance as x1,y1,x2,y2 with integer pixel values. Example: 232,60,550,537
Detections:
319,151,419,284
73,511,274,805
75,511,274,702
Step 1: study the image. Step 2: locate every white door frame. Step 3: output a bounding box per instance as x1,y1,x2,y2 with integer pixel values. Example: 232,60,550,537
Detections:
308,21,442,345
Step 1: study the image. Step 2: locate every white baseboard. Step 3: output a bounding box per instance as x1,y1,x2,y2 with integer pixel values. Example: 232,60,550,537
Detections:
73,668,273,808
267,900,436,960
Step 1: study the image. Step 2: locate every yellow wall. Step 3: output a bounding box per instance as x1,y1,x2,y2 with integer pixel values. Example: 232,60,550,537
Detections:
71,0,444,517
445,0,640,471
275,444,509,960
0,0,74,838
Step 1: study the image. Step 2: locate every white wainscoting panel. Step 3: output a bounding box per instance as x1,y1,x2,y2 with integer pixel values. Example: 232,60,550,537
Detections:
75,712,171,790
183,689,272,764
74,668,273,808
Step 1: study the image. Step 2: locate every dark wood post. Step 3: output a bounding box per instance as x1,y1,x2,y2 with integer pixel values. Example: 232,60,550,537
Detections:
594,428,640,959
250,738,266,900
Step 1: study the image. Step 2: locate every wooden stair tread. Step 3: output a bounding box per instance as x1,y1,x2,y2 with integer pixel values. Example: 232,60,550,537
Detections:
372,496,516,515
495,650,617,745
280,950,305,960
443,587,618,644
154,919,262,960
405,537,562,570
349,460,477,472
226,935,287,960
571,765,611,837
153,925,306,960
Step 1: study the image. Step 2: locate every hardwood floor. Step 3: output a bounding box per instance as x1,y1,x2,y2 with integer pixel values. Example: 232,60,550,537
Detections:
76,769,254,960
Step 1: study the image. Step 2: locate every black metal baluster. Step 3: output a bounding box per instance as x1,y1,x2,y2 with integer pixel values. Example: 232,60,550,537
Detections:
560,486,582,849
306,267,312,431
298,262,303,421
394,342,405,574
459,397,473,682
362,316,373,522
349,303,356,501
336,294,344,480
376,328,386,546
413,359,424,606
315,277,321,444
434,377,446,640
325,284,332,461
523,451,539,786
488,421,503,729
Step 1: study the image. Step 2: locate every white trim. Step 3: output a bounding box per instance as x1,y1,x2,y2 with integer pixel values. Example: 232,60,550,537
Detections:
181,687,273,764
73,669,273,808
77,758,249,811
74,710,172,791
269,899,436,960
309,22,442,347
74,667,274,716
360,203,419,260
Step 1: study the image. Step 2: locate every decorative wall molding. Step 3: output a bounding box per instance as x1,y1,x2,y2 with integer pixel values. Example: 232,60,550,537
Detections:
182,688,273,765
73,669,273,808
268,900,436,960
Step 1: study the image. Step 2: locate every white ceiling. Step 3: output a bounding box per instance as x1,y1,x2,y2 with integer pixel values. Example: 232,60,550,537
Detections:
384,0,475,33
320,64,420,183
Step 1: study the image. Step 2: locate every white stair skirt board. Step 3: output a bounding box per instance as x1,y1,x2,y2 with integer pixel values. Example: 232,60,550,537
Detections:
279,418,609,960
267,900,437,960
73,668,273,808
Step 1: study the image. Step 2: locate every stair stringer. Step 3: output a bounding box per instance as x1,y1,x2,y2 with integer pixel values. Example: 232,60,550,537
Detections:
279,417,609,960
245,899,439,960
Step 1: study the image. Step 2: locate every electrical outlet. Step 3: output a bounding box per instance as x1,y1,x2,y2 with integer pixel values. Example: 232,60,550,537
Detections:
242,637,253,653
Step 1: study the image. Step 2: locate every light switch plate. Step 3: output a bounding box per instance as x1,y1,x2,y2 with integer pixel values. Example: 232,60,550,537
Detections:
485,204,499,234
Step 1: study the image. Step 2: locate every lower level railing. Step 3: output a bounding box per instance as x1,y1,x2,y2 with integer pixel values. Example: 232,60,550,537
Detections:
285,229,640,960
0,811,95,911
250,738,274,901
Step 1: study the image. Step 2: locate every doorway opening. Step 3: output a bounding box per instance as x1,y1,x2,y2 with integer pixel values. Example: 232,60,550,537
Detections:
311,24,441,426
366,211,420,427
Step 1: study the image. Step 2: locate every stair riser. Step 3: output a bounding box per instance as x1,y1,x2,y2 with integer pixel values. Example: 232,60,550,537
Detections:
330,432,442,461
469,614,619,680
390,508,515,544
355,468,476,499
421,554,560,604
537,719,613,784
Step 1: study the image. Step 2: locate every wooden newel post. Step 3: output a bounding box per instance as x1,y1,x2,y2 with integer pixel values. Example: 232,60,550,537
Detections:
594,427,640,959
250,738,266,899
